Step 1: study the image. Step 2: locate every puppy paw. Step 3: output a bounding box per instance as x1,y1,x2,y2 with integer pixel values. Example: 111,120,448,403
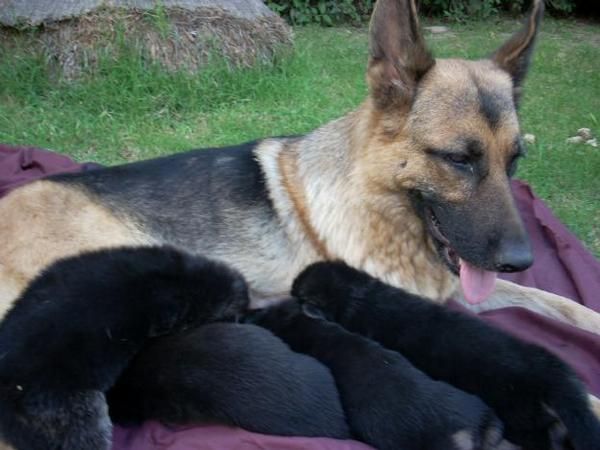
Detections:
349,363,510,450
427,385,509,450
412,388,522,450
451,429,518,450
492,384,600,450
0,390,112,450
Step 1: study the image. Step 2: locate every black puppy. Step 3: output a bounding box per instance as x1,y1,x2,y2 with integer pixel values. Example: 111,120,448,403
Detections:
108,322,350,439
246,301,513,450
0,246,248,450
292,261,600,450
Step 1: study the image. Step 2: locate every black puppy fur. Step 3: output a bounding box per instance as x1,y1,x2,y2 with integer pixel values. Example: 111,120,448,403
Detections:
4,249,598,450
108,322,350,439
246,301,511,450
0,246,249,450
292,261,600,450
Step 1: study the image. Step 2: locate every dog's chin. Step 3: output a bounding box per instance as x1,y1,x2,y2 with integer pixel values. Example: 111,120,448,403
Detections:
424,207,499,305
424,207,460,275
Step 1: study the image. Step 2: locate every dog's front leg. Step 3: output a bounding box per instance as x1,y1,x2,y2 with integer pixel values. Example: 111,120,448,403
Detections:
457,279,600,336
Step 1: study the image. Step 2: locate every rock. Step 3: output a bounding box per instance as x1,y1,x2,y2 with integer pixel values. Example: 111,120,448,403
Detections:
567,129,596,146
566,136,584,144
577,128,593,140
0,0,292,79
523,133,536,145
425,26,449,34
0,0,277,27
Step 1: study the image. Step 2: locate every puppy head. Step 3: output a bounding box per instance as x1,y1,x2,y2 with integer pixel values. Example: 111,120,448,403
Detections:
291,261,374,319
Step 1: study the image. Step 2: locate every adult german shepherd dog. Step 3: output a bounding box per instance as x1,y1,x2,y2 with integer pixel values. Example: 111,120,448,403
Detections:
0,0,599,439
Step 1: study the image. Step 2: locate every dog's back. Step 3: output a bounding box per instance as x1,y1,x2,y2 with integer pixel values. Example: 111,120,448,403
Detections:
0,139,316,314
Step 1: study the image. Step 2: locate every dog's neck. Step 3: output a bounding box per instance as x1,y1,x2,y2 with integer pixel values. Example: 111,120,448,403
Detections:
255,104,459,302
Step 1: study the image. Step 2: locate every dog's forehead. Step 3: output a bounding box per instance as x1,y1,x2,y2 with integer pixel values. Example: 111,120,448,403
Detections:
424,59,513,91
408,59,519,150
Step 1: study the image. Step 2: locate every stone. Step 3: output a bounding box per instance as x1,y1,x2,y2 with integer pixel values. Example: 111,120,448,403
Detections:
577,128,593,140
0,0,292,79
425,26,449,34
0,0,277,27
566,136,584,144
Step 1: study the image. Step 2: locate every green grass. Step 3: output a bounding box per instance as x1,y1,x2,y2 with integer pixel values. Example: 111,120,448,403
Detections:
0,18,598,255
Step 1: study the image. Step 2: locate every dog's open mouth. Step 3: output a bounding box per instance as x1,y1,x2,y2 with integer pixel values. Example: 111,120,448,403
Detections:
426,208,497,305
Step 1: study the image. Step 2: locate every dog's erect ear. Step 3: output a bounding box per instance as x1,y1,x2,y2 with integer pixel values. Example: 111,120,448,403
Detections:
492,0,544,104
367,0,434,111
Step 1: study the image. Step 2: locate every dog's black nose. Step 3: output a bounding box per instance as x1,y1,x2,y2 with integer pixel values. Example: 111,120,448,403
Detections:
494,239,533,272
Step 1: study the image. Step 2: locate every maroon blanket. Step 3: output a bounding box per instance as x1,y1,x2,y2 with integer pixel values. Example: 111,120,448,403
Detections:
1,144,599,450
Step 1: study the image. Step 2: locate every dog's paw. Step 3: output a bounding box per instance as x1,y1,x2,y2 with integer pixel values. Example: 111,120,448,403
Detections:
350,366,510,450
440,387,516,450
0,390,112,450
425,384,511,450
450,430,518,450
465,341,600,450
490,379,600,450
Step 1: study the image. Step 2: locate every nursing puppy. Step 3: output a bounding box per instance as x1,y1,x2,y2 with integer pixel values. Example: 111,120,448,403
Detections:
0,246,249,450
108,322,350,439
0,246,597,450
290,262,600,450
246,302,511,450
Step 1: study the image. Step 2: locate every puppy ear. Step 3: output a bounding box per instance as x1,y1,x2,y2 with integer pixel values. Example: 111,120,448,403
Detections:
491,0,544,104
367,0,434,111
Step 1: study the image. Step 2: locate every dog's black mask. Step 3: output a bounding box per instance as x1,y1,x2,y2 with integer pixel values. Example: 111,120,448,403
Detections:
410,180,533,301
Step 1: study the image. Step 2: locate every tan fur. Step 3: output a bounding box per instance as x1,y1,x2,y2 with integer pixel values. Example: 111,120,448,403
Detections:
0,180,156,318
460,279,600,336
251,139,325,307
591,395,600,418
278,147,330,259
255,107,459,301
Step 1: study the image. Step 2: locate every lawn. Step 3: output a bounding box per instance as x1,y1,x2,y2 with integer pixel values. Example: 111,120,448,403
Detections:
0,17,598,255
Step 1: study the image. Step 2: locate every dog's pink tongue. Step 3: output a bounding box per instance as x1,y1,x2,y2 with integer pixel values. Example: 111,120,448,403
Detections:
459,258,497,304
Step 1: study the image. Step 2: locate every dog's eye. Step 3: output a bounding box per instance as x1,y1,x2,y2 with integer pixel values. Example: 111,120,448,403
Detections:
443,153,472,171
426,148,475,173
